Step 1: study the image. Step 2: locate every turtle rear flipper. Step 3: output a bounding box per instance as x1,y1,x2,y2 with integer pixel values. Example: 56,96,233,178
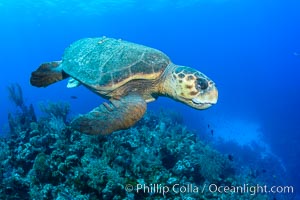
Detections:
30,61,68,87
71,94,147,135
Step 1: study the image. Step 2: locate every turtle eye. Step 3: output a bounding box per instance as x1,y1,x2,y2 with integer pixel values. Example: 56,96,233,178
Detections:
197,78,208,90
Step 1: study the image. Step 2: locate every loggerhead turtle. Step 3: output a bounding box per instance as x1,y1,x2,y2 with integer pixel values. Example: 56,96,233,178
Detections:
30,37,218,135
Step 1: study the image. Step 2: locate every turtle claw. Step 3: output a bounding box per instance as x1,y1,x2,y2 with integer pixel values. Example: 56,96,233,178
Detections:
103,102,113,111
102,98,121,111
71,94,147,135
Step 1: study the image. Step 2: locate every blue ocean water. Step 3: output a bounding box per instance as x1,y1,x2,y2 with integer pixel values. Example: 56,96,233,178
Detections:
1,0,299,198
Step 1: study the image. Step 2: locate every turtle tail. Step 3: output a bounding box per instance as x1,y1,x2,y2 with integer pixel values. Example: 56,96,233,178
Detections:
30,61,68,87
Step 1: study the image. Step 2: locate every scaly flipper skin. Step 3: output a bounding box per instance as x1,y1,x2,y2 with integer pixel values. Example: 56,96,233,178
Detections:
71,94,147,135
30,61,67,87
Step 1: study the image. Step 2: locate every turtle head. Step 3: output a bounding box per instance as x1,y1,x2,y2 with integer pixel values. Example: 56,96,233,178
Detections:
164,65,218,109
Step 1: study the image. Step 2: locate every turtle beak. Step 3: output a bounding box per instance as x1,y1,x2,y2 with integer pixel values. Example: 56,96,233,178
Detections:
190,83,218,109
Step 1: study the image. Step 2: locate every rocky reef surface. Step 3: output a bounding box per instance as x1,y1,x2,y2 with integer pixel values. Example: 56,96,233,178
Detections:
0,84,290,200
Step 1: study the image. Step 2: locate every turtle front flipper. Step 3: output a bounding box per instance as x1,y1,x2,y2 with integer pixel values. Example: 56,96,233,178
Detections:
71,94,147,135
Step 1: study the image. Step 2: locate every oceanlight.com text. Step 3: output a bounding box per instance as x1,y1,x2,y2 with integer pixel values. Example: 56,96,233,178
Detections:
208,183,294,195
124,183,294,196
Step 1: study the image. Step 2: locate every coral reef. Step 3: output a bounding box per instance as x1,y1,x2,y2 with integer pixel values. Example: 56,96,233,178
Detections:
7,83,37,135
7,83,24,108
2,109,283,200
1,86,290,199
39,101,70,123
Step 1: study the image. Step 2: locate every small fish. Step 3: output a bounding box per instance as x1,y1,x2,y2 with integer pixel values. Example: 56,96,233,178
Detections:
70,95,78,99
207,124,210,128
211,129,214,136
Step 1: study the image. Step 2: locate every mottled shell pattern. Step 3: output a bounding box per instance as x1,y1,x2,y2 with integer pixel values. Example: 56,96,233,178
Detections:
62,37,170,91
